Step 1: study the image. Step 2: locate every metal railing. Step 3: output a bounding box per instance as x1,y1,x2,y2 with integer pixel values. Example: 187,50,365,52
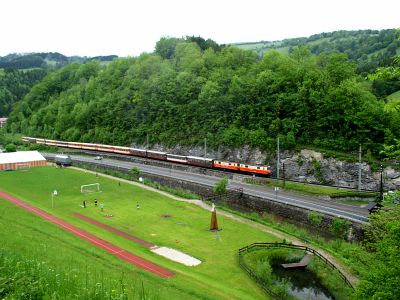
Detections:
238,242,354,298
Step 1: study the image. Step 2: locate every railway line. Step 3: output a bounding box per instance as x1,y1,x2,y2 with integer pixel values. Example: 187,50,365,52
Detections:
43,152,370,223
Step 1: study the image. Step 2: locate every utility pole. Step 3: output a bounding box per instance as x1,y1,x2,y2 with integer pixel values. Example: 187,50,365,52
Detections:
358,144,362,191
277,137,280,180
379,165,384,202
282,162,285,188
51,190,57,208
204,137,207,158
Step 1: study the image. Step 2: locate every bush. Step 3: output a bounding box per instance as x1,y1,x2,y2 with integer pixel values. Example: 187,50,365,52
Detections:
213,176,228,195
5,143,16,152
130,166,140,178
308,211,323,227
330,218,350,240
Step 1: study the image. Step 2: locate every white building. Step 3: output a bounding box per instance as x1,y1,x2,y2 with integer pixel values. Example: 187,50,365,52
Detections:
0,151,46,171
0,117,7,128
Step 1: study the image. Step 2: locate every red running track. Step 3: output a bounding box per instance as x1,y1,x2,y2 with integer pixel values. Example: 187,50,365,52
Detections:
73,212,155,248
0,191,174,278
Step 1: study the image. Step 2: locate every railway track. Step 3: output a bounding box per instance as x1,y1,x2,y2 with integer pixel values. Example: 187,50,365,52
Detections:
43,152,370,223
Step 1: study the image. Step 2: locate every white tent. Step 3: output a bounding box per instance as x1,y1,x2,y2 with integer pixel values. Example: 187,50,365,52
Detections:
0,151,46,171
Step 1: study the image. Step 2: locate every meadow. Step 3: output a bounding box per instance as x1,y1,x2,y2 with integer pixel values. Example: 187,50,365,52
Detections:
0,166,281,299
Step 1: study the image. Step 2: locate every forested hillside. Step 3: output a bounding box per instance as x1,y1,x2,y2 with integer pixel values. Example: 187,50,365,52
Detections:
0,69,47,117
6,36,394,157
0,52,118,70
235,29,400,76
0,53,118,118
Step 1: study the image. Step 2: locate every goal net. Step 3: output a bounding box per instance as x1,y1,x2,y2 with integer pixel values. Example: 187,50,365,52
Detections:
81,183,101,193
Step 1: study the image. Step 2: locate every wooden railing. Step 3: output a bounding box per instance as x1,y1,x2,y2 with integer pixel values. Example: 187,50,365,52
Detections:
238,242,354,298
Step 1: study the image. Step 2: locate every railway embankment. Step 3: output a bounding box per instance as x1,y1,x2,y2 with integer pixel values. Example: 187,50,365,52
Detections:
49,156,364,241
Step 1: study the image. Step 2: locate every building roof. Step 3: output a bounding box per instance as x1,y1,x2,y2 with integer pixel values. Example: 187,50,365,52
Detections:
0,117,7,122
0,151,46,164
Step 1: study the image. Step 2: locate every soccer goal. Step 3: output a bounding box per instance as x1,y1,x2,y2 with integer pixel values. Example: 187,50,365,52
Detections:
81,183,101,193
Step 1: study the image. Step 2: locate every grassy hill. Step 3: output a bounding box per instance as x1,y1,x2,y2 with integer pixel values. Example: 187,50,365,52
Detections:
233,29,400,75
388,90,400,102
0,166,279,299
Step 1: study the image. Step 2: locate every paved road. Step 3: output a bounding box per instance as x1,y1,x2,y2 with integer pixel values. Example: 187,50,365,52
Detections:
45,153,369,223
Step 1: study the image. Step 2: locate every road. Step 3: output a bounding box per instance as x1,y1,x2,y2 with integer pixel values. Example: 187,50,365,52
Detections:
45,153,369,223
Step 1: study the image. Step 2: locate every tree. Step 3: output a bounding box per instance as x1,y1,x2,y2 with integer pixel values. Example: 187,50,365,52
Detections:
5,143,16,152
354,206,400,299
380,139,400,159
155,37,182,59
130,166,140,179
329,217,350,240
307,211,323,227
362,205,400,251
213,177,228,195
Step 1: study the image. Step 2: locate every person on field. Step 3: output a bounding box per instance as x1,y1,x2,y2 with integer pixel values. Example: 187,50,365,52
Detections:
83,200,86,208
100,203,104,212
94,199,98,207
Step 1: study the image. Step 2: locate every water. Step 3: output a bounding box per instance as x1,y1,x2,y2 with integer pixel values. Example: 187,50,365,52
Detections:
272,265,334,300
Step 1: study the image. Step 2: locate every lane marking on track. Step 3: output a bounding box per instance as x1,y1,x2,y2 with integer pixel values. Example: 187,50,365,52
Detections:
0,192,174,278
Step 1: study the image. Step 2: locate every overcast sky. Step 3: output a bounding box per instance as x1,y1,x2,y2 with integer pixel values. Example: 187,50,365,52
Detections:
1,0,399,57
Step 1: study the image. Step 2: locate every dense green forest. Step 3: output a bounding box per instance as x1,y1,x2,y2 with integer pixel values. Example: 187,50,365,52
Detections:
0,69,47,117
0,52,118,70
0,53,118,118
5,35,398,157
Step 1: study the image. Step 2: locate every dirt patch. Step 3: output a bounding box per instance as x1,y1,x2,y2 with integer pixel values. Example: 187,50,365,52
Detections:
161,214,173,218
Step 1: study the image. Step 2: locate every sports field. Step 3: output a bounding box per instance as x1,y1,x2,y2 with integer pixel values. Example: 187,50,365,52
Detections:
0,166,281,299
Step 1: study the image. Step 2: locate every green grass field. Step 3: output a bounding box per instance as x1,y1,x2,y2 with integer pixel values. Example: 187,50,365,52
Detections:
388,90,400,102
0,166,281,299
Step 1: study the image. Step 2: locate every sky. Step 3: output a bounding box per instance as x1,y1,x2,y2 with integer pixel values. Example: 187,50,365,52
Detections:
1,0,399,57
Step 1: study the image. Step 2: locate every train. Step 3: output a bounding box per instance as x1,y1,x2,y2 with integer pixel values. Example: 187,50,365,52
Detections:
22,136,271,177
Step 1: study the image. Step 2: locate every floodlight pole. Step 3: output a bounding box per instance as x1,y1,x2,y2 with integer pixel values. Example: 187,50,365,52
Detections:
276,137,280,180
204,137,207,158
379,165,384,203
51,190,58,208
358,144,362,191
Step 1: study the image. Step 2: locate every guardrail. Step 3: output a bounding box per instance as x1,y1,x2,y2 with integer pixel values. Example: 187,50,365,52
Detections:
238,242,354,299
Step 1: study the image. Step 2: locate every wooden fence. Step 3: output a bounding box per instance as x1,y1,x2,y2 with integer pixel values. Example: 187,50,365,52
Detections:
238,242,354,299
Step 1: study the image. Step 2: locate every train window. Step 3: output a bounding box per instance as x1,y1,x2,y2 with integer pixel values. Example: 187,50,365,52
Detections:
257,167,260,169
237,163,240,166
229,163,231,165
245,165,248,168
